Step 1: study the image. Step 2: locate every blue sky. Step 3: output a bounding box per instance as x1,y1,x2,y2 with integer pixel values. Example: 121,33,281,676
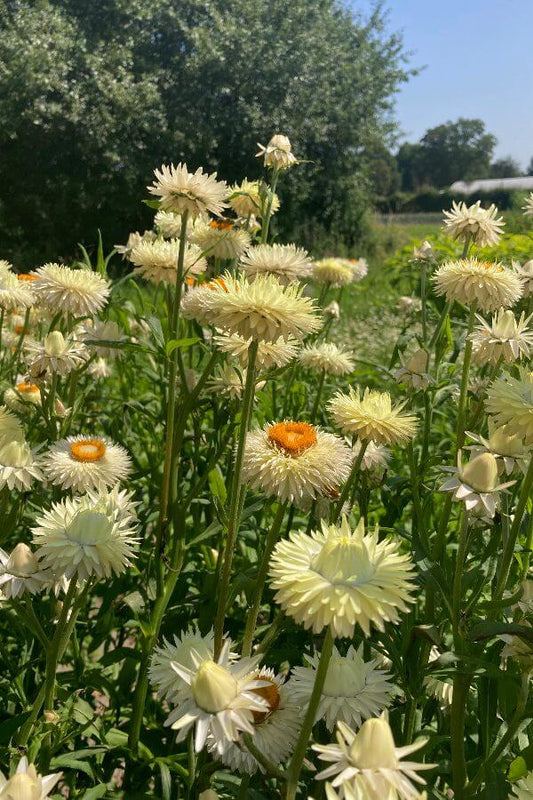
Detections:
349,0,533,168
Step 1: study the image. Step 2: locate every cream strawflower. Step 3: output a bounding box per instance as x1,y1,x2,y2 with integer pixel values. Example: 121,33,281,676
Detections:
313,715,433,800
154,210,185,239
324,300,340,319
443,200,504,246
292,645,395,731
0,272,34,312
522,192,533,217
150,629,219,703
25,331,89,377
33,264,110,316
256,134,297,169
397,296,421,314
269,517,416,637
164,642,269,753
32,488,138,581
148,163,227,218
486,368,533,444
0,406,24,446
313,258,354,288
348,258,368,281
439,451,514,518
88,357,112,378
191,219,251,260
0,259,12,278
0,440,43,490
0,757,61,800
465,423,531,476
42,435,132,492
129,238,207,284
228,179,280,218
423,648,453,707
207,363,261,400
393,349,432,391
299,342,355,376
213,330,299,369
242,422,352,505
181,272,321,343
470,308,533,365
0,543,49,598
328,387,418,446
83,319,126,359
512,772,533,800
4,380,42,411
115,230,155,257
209,669,301,774
513,260,533,297
432,258,522,312
352,439,391,473
412,240,434,261
240,243,311,284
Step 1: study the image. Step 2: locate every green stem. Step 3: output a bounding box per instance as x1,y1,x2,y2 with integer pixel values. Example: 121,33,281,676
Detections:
242,501,287,657
260,169,279,244
450,671,471,800
213,340,259,658
310,369,326,425
43,577,78,714
285,627,334,800
420,262,428,343
12,307,31,376
428,300,452,350
455,302,477,453
333,440,368,523
242,733,286,779
452,512,470,647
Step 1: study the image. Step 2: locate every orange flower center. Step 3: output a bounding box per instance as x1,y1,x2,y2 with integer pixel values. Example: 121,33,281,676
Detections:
209,219,233,231
14,325,24,335
70,439,106,462
206,277,228,292
251,677,280,723
267,421,317,455
16,381,39,394
186,276,197,287
17,273,38,282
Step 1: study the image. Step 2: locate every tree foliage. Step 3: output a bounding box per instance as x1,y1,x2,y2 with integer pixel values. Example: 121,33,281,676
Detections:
0,0,410,265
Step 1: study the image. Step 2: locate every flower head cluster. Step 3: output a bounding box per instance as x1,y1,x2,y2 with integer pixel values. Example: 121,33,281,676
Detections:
292,644,395,731
181,272,321,343
299,342,355,376
486,368,533,444
148,163,227,218
0,440,43,490
443,200,504,246
228,179,280,218
115,230,155,257
328,387,417,446
256,135,296,170
313,715,433,800
393,349,432,391
129,238,207,284
150,628,219,703
33,264,110,316
439,451,514,518
42,434,132,492
269,517,416,638
348,258,368,281
83,319,126,359
0,405,24,445
0,542,49,598
191,219,251,261
465,423,530,476
4,379,42,412
240,243,311,283
0,270,34,312
522,192,533,217
512,772,533,800
25,331,89,377
213,330,299,369
470,309,533,365
513,260,533,297
313,258,354,288
0,757,61,800
432,259,522,312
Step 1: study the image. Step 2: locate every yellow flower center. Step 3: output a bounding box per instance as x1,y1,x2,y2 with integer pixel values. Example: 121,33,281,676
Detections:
251,676,280,723
70,439,107,462
209,219,233,231
16,381,39,395
267,422,317,455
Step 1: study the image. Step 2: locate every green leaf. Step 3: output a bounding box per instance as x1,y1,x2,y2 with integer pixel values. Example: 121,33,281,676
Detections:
208,465,227,504
469,622,533,644
158,761,172,800
166,337,200,356
82,786,109,800
50,755,94,779
143,198,161,209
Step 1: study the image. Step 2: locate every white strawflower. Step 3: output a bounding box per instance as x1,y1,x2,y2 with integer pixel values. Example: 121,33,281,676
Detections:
513,260,533,297
512,772,533,800
154,210,185,239
352,439,391,473
32,488,138,581
313,715,433,800
0,406,24,446
33,264,110,316
432,259,522,312
115,230,156,257
0,272,35,312
213,330,299,369
423,648,453,707
0,259,12,278
0,757,61,800
522,192,533,217
83,319,126,359
299,342,355,376
129,238,207,284
328,387,418,446
313,258,354,288
348,258,368,281
486,368,533,444
0,543,49,598
439,451,514,518
256,134,297,170
470,309,533,365
240,244,311,284
4,380,42,411
181,272,321,343
150,629,218,703
443,200,504,246
465,423,531,476
393,349,432,391
269,517,416,638
25,331,89,377
208,363,251,400
242,422,352,505
209,669,301,774
292,645,395,731
88,357,112,378
412,240,434,261
324,301,340,319
228,178,280,218
163,642,269,753
148,163,227,218
397,296,421,314
191,219,251,260
42,435,132,493
0,440,43,490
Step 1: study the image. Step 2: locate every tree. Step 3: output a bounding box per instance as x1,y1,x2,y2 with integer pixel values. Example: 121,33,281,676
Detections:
527,157,533,177
489,157,522,178
397,118,497,190
0,0,411,265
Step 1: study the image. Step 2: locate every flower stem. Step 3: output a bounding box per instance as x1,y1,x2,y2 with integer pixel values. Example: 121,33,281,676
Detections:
333,440,368,523
213,340,259,658
455,302,477,453
242,501,287,657
284,627,334,800
260,169,279,244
